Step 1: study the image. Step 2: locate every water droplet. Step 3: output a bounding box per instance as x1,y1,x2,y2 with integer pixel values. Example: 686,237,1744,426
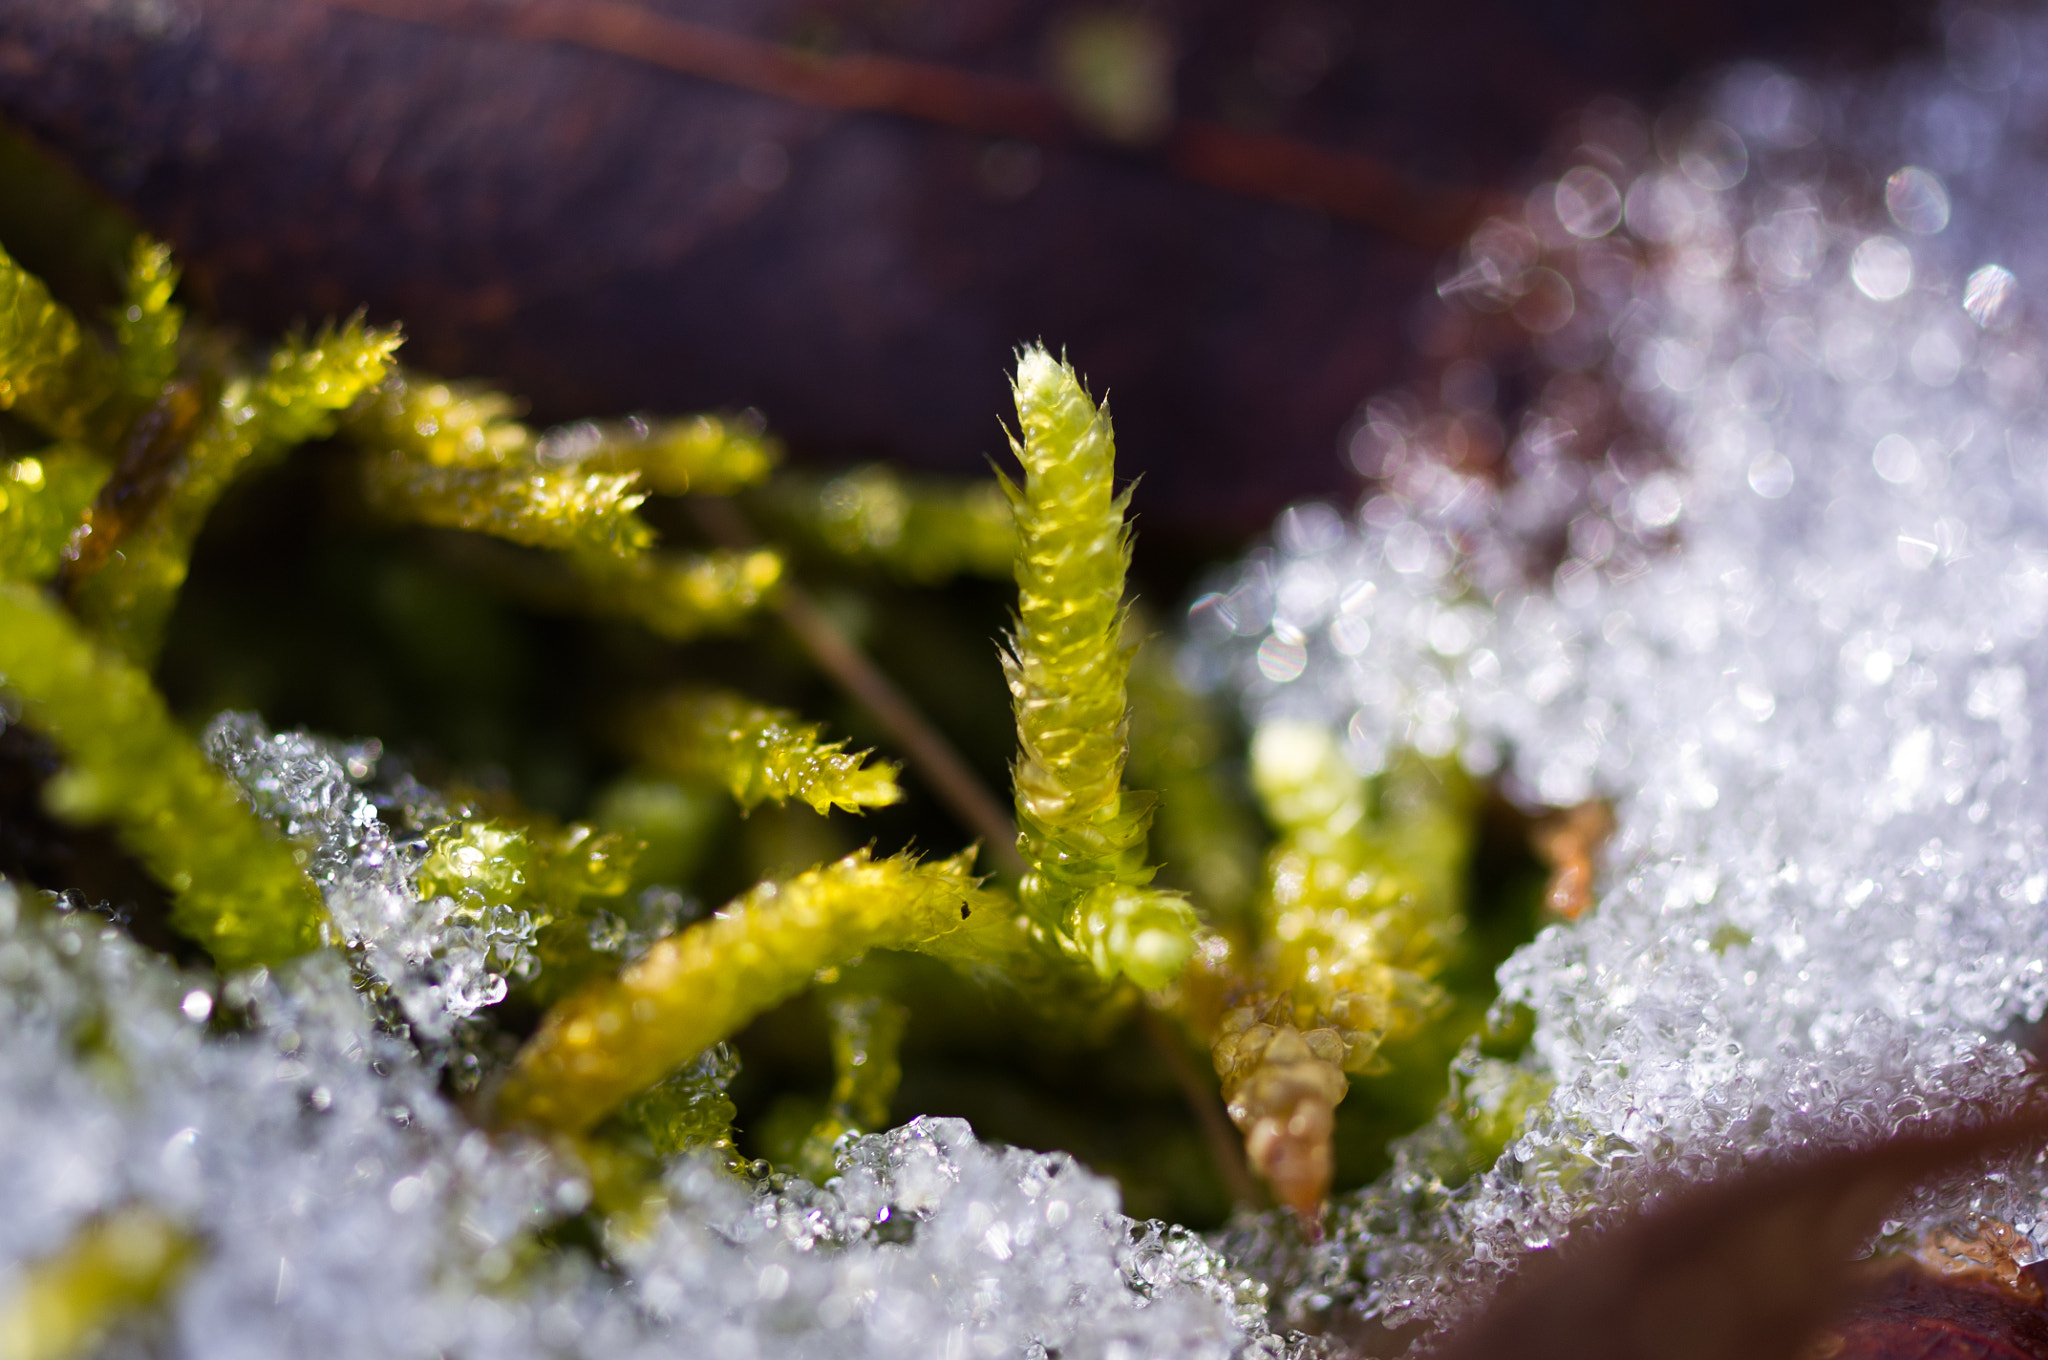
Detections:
1885,167,1952,234
1256,634,1307,683
1554,167,1622,238
1965,264,2019,328
1851,236,1914,301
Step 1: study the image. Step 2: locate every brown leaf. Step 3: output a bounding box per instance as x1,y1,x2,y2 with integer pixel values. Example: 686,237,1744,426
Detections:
1430,1104,2048,1360
1821,1257,2048,1360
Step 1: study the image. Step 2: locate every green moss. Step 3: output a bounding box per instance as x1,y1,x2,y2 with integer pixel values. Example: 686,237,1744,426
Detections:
363,458,654,559
113,240,181,404
635,688,902,815
70,319,399,663
760,463,1015,583
0,239,123,446
0,224,1541,1230
1124,627,1262,930
1003,347,1195,989
0,446,107,583
0,583,323,968
562,413,778,496
573,547,782,641
494,848,1018,1133
787,992,911,1179
0,1206,194,1360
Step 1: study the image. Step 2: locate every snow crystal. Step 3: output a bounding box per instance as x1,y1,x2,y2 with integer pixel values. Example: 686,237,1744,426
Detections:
202,713,520,1040
0,879,1292,1359
1196,9,2048,1336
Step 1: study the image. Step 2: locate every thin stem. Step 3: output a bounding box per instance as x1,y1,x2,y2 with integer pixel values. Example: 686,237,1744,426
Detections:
1139,1001,1261,1210
690,497,1027,879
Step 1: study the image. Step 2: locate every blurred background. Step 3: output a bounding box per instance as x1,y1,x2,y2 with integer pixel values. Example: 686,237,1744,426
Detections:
0,0,1933,549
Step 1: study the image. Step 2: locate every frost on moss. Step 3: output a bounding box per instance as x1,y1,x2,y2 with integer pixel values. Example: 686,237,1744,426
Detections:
635,688,902,815
413,811,648,1005
611,1042,744,1166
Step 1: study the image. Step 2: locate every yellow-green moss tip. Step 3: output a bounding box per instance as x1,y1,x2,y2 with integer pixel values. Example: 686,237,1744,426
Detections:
0,448,108,584
611,1044,743,1166
575,548,782,641
0,583,326,969
637,688,903,815
114,239,182,403
70,319,399,663
345,371,533,469
362,456,654,559
0,1206,194,1360
557,414,778,496
1003,346,1195,989
768,465,1016,583
494,848,1000,1133
0,240,121,445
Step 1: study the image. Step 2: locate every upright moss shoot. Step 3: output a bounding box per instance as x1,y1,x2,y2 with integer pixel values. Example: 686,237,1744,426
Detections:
1002,347,1196,989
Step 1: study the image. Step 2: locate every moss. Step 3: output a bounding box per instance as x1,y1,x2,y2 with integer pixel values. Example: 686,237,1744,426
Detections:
0,583,323,968
0,225,1538,1233
70,319,399,663
1003,347,1196,989
0,1207,194,1360
494,848,1017,1133
635,687,902,815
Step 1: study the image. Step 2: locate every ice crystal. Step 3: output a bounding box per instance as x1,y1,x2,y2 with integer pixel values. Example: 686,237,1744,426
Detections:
202,713,553,1045
1195,11,2048,1337
0,879,1292,1360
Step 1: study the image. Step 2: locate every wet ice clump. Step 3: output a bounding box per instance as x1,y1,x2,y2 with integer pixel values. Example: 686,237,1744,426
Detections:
1195,9,2048,1336
202,712,524,1040
0,875,1293,1358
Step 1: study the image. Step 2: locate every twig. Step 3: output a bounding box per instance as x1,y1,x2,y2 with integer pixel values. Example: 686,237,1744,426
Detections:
1139,1001,1261,1210
689,497,1027,878
311,0,1497,249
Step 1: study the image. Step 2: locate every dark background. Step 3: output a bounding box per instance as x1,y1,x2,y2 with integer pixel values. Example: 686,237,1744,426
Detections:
0,0,1934,546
